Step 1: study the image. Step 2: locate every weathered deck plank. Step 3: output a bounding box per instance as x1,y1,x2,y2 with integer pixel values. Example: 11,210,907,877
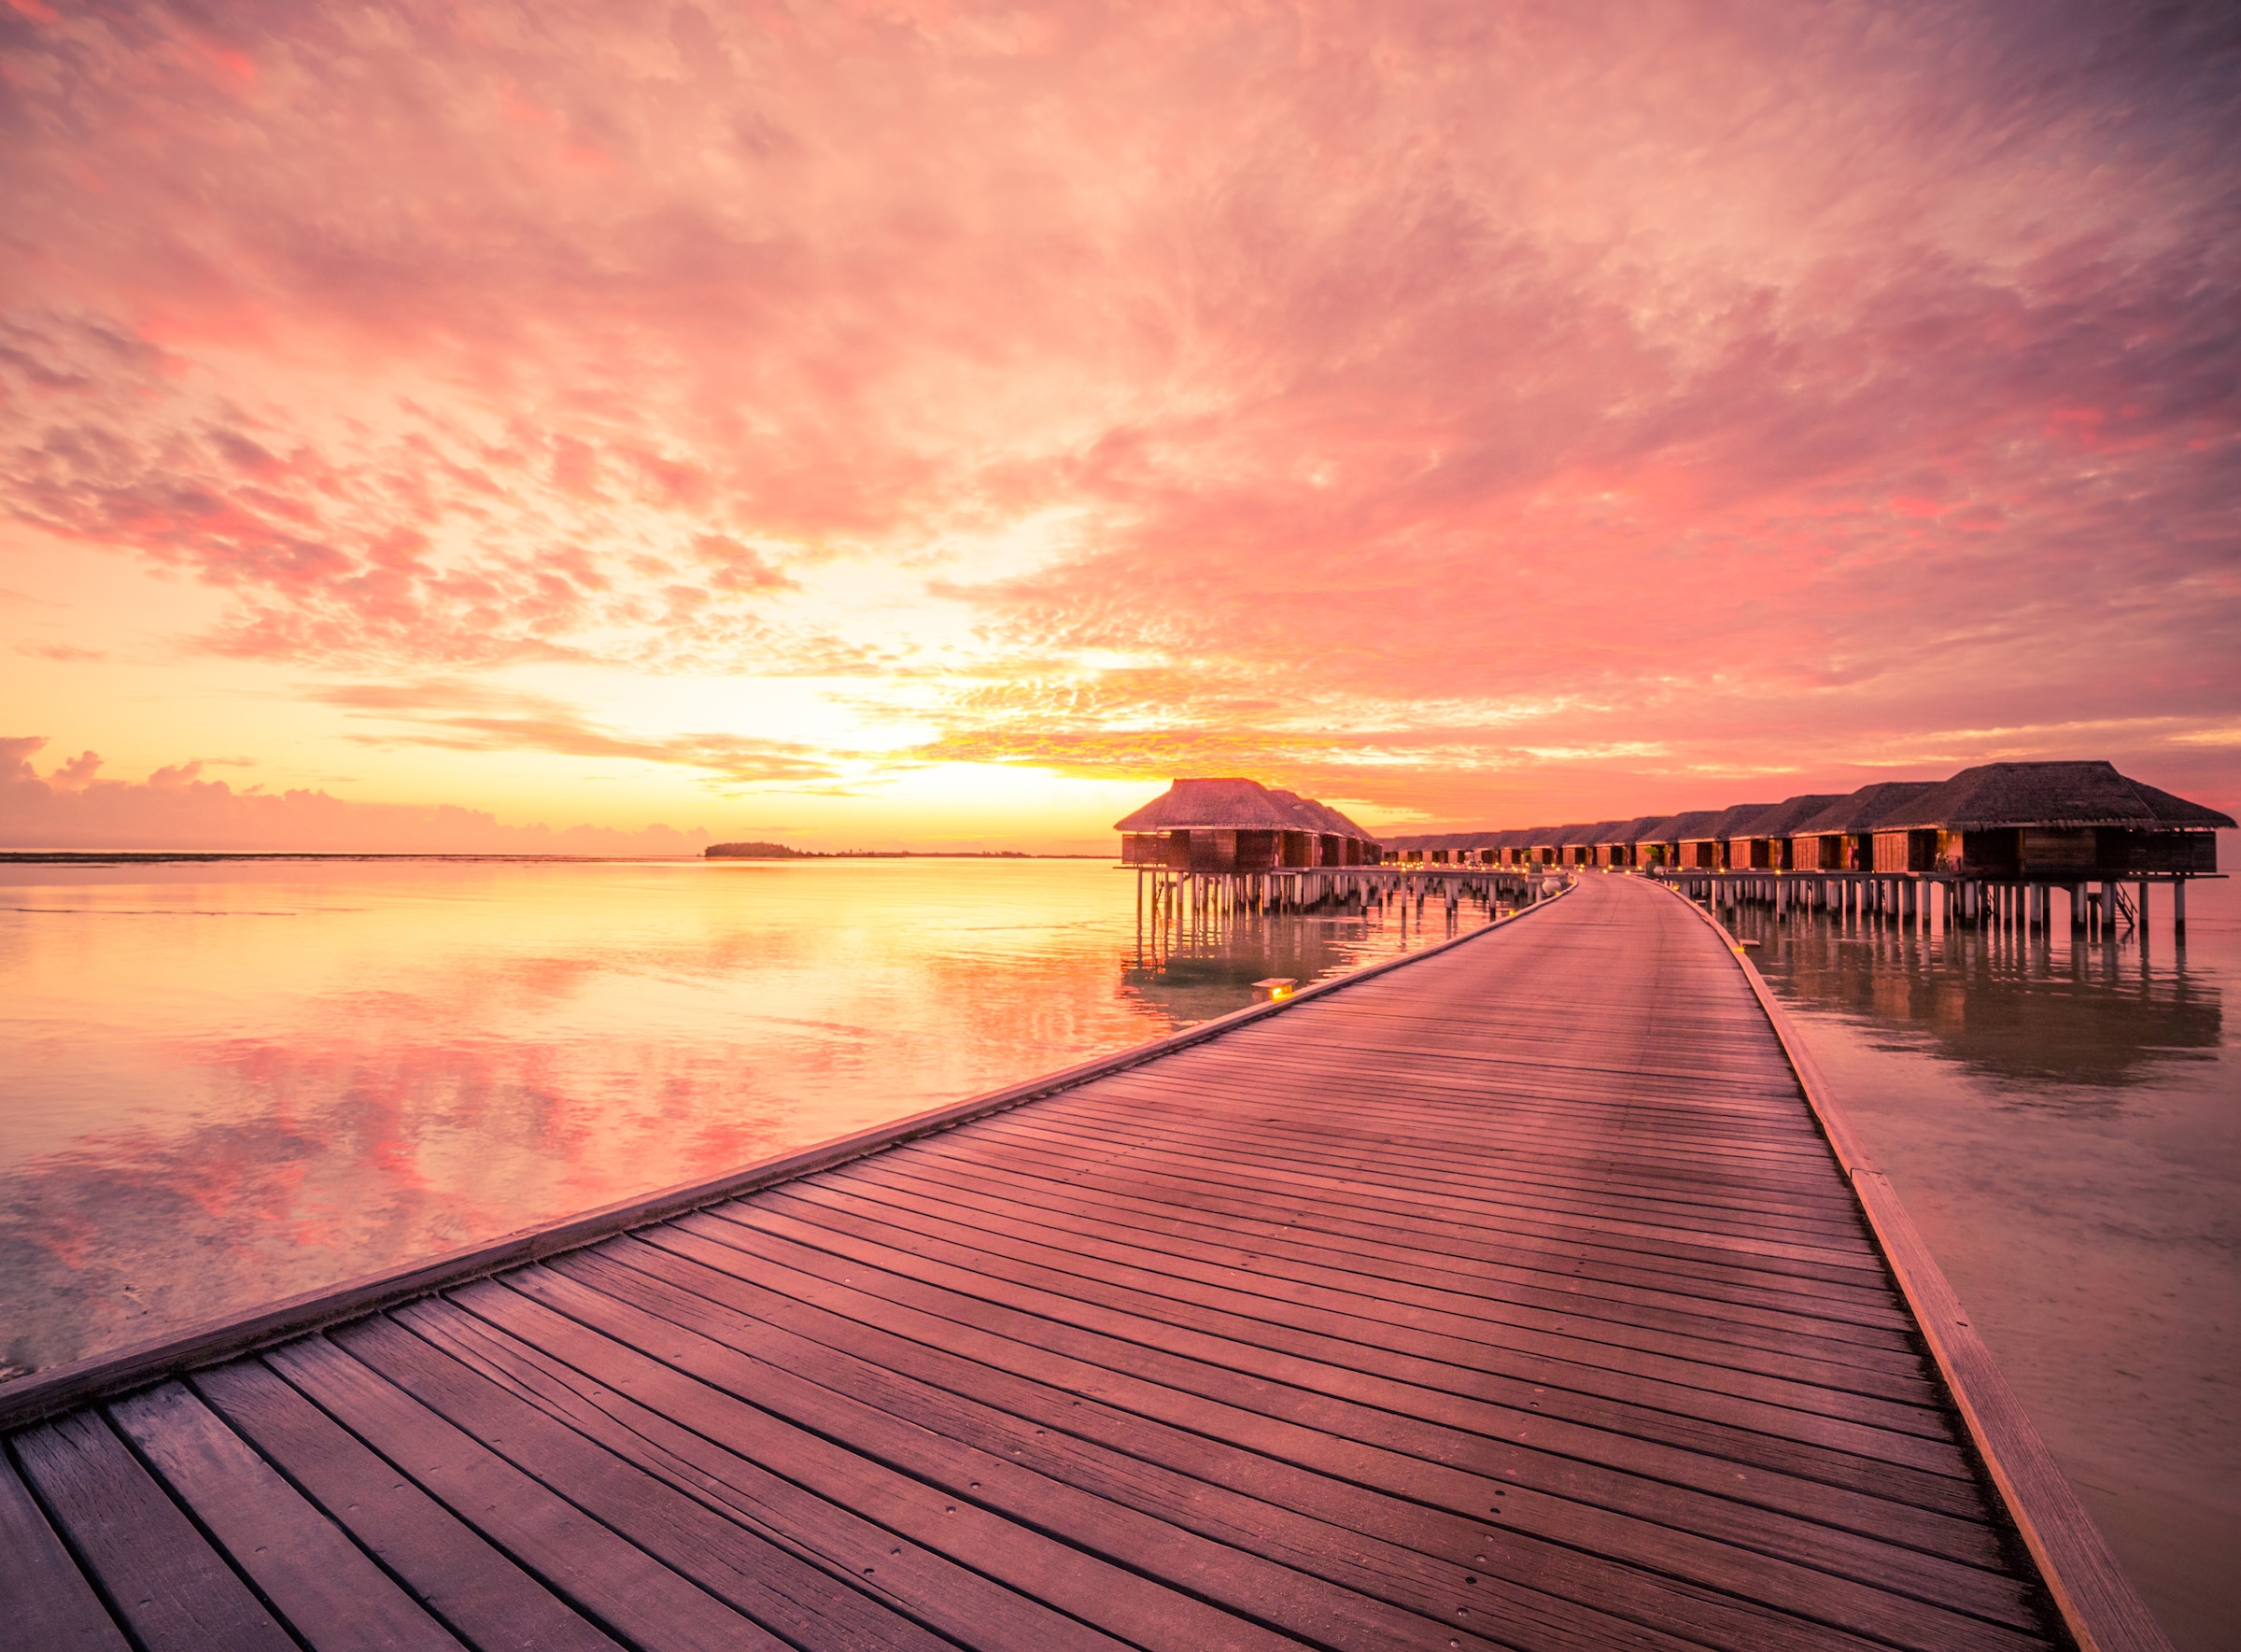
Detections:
6,873,2166,1650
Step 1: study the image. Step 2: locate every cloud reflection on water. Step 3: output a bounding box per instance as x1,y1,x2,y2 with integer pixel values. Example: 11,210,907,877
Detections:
0,858,1461,1375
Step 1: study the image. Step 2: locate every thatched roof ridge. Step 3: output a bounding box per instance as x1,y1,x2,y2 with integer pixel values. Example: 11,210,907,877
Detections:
1560,820,1626,847
1790,782,1938,835
1883,761,2213,831
1114,778,1382,840
1596,814,1671,844
1732,794,1850,839
1271,789,1380,842
1682,803,1780,842
1114,778,1309,832
1642,810,1719,841
2125,777,2237,830
1529,822,1594,846
1384,826,1515,851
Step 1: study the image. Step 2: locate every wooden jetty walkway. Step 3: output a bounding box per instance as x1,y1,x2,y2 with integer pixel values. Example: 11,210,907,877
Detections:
2,875,2170,1651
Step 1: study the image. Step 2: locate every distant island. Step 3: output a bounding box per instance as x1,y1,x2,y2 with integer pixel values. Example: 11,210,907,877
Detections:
705,842,1033,859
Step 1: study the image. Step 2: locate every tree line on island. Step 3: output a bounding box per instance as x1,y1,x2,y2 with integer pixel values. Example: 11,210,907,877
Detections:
705,841,1033,859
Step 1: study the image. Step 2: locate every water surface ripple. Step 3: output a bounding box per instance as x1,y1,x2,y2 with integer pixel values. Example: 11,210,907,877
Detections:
0,856,1479,1376
1724,842,2237,1652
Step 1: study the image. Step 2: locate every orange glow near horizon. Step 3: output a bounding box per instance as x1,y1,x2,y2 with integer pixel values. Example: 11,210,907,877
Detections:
3,2,2236,851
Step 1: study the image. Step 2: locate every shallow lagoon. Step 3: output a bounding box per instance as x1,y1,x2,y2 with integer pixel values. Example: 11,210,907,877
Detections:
1727,840,2238,1652
0,855,1481,1377
3,847,2231,1647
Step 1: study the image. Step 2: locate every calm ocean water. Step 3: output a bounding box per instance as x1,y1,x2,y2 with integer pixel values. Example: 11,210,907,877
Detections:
3,848,2231,1647
0,855,1484,1378
1727,834,2239,1652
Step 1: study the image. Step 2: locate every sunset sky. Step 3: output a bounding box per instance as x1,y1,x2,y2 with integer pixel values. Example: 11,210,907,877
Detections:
3,0,2235,853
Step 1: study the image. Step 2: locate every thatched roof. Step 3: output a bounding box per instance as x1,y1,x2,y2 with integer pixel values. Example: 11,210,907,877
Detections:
1113,778,1381,840
2128,777,2237,829
1885,762,2235,831
1114,778,1306,832
1529,822,1594,847
1642,809,1721,842
1269,789,1379,841
1680,803,1780,843
1727,794,1848,839
1596,814,1673,845
1790,782,1939,836
1304,763,2231,854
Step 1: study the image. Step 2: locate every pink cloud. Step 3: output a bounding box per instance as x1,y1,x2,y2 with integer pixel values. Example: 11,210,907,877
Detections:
0,1,2234,826
0,736,714,854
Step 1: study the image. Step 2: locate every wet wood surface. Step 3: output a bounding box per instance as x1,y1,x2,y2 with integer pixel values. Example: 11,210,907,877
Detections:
2,875,2080,1650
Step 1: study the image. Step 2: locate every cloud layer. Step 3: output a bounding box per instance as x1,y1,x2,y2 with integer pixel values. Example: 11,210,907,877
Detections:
1,737,711,852
2,0,2235,836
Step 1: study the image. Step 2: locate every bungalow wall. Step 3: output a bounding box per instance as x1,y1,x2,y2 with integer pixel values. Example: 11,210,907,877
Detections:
1872,830,1937,873
1944,829,2018,875
1234,830,1279,872
2100,829,2218,873
1792,834,1841,871
1191,829,1238,871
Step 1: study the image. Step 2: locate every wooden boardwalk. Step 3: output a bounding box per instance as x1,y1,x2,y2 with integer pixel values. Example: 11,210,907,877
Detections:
1,875,2160,1650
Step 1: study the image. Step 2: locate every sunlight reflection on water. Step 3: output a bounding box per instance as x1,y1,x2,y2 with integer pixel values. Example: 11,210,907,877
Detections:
0,855,1482,1377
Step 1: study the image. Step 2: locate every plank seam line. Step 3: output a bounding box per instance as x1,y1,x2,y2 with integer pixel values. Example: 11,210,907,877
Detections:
97,1397,321,1652
3,1430,149,1652
1650,873,2174,1652
725,1193,1964,1462
0,882,1573,1433
177,1366,495,1652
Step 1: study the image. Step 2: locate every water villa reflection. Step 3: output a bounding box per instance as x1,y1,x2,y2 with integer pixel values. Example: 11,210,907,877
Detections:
1733,892,2223,1095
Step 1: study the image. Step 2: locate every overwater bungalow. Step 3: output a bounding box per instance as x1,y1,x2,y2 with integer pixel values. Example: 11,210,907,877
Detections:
1635,809,1719,868
1557,820,1622,868
1524,824,1581,868
1282,758,2227,941
1116,778,1380,871
1726,794,1848,870
1594,814,1671,868
1678,802,1779,870
1269,789,1383,867
1786,782,1941,872
1887,760,2232,877
1623,813,1683,868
